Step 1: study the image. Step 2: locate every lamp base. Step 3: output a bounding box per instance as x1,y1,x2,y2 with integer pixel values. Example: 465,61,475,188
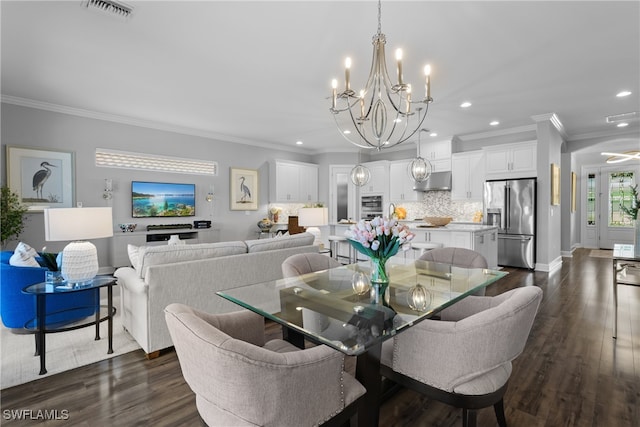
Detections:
61,241,99,285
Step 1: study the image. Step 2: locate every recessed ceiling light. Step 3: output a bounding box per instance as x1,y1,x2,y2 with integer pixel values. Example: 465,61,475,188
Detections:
489,121,500,126
617,122,629,127
460,101,472,108
343,130,351,135
429,132,438,137
616,90,632,97
296,141,303,145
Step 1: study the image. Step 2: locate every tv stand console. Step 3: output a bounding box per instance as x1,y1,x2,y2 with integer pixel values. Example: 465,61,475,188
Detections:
110,225,219,268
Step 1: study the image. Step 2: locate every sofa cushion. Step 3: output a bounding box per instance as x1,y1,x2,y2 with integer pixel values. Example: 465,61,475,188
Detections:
245,232,314,253
9,242,40,267
137,241,247,279
128,244,141,271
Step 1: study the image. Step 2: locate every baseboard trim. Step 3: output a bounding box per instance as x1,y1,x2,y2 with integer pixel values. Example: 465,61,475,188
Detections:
535,256,563,272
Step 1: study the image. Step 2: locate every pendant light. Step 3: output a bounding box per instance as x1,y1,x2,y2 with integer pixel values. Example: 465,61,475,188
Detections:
351,150,371,187
409,128,432,182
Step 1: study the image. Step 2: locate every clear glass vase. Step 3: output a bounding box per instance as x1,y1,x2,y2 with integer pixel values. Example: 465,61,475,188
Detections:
370,257,389,305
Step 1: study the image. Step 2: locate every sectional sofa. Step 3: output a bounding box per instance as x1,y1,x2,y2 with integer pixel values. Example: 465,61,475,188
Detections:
114,232,317,356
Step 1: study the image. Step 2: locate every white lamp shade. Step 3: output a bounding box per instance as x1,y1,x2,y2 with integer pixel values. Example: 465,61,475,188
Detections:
298,207,329,227
44,207,114,241
44,207,113,284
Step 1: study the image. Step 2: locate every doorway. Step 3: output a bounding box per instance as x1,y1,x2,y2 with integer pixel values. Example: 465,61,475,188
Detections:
583,165,639,249
329,165,357,223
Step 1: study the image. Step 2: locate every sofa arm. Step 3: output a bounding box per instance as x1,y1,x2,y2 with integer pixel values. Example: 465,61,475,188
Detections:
114,267,146,295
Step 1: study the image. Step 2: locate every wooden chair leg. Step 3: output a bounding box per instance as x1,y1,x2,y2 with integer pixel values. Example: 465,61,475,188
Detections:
494,399,507,427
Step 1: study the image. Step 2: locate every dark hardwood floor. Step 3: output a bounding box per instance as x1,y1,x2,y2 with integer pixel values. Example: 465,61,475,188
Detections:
2,248,638,426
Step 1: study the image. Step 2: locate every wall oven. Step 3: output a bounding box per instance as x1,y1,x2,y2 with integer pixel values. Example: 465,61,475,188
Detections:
360,195,383,220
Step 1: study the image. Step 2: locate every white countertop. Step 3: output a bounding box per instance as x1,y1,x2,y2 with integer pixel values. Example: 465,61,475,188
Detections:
331,221,497,232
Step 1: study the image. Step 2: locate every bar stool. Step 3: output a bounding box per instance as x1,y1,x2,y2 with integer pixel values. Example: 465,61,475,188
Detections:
328,235,356,264
406,242,443,259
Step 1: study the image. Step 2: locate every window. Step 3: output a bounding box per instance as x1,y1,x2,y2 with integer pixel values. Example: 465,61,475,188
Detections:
586,173,596,226
608,171,635,227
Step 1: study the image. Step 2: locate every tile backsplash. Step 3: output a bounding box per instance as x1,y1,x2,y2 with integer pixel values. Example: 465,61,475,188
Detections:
396,191,483,222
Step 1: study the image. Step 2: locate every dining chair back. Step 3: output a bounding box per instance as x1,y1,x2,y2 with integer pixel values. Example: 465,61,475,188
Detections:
282,252,341,277
165,303,365,426
380,286,543,427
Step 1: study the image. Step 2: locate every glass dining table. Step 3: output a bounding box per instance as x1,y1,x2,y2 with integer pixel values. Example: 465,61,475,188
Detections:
217,257,507,427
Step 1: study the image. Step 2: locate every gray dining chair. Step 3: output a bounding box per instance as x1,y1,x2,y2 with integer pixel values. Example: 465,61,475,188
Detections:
282,252,342,277
281,253,353,343
380,286,543,427
165,303,365,427
419,247,488,296
418,247,488,268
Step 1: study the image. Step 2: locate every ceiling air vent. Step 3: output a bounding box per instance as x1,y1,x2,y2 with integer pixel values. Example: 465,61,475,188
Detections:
605,111,639,124
83,0,133,20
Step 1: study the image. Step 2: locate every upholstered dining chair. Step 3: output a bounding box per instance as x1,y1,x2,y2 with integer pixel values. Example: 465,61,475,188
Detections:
281,253,353,343
282,252,341,278
380,286,543,427
165,303,365,427
419,247,488,296
418,247,488,268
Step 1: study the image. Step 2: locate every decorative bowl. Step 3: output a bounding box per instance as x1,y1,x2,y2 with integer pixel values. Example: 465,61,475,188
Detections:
257,218,273,231
119,223,137,232
423,216,453,227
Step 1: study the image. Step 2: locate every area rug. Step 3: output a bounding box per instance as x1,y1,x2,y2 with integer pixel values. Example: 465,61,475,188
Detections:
590,249,613,259
0,294,141,389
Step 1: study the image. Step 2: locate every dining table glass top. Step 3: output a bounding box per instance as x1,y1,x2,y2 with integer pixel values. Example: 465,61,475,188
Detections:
217,258,507,356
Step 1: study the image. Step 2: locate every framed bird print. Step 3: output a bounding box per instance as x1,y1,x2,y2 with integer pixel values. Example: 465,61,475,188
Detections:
229,167,258,210
6,146,75,211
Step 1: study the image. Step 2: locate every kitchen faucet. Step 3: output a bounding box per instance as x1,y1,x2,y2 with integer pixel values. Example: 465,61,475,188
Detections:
388,203,396,218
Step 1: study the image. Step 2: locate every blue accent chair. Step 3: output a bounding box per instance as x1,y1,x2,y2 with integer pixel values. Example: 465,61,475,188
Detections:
1,251,96,329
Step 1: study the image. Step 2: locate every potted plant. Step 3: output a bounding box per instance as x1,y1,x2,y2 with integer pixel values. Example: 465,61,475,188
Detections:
1,186,28,249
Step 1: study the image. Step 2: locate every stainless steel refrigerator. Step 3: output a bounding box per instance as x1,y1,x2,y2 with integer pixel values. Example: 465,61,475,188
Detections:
484,178,536,269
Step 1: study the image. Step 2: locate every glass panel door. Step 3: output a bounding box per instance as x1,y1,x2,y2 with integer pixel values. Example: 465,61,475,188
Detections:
599,168,636,249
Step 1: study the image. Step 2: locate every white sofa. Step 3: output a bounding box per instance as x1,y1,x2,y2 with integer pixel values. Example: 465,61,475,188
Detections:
114,232,317,356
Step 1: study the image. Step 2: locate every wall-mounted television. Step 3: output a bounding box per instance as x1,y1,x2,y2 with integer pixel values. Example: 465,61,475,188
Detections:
132,181,196,218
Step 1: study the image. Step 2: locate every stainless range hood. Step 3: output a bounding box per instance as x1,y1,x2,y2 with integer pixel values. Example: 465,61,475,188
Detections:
413,171,452,191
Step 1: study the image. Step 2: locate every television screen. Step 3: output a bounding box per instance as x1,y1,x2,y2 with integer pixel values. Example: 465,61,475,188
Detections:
132,181,196,218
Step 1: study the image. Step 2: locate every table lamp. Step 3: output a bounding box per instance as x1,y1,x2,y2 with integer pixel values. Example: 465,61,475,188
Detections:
44,207,113,285
298,207,328,246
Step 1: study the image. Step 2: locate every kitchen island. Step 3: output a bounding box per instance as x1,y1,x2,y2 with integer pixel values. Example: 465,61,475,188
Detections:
330,222,499,269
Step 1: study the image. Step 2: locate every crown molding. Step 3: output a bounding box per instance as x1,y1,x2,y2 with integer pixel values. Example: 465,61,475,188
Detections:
531,112,569,141
1,95,312,155
456,124,537,142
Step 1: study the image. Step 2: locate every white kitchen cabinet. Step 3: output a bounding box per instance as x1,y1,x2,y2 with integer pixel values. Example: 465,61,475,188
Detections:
451,151,485,201
359,161,389,195
416,229,452,247
419,139,452,171
473,229,498,269
389,160,419,201
484,141,537,179
271,160,319,203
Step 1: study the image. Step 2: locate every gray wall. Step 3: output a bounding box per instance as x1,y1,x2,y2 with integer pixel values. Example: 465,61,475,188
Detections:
1,103,313,266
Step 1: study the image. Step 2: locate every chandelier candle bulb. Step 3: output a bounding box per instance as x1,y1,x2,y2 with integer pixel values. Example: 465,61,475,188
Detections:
396,48,403,85
331,79,338,109
345,57,352,91
424,65,431,99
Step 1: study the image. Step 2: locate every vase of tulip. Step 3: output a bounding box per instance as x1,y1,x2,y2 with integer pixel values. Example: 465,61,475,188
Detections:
345,216,415,306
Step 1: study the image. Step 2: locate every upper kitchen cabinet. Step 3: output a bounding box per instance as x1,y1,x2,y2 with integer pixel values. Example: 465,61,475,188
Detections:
419,138,452,172
270,159,319,203
451,151,485,201
389,160,420,201
360,161,389,196
484,141,537,179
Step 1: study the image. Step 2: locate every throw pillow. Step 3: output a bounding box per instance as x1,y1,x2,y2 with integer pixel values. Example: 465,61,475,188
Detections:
9,242,41,267
127,244,141,271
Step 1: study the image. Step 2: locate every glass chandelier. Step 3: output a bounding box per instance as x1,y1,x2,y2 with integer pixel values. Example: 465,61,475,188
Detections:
330,0,433,151
351,150,371,187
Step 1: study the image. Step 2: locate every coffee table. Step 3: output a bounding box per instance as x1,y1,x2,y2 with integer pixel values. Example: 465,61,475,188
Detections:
22,276,117,375
217,258,507,427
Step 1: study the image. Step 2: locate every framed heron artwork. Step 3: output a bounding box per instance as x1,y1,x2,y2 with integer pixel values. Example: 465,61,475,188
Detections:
230,167,258,210
6,146,75,211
